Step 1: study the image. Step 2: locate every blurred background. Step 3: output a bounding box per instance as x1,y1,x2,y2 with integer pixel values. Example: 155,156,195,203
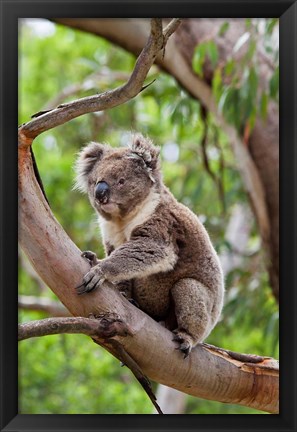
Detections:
18,18,279,414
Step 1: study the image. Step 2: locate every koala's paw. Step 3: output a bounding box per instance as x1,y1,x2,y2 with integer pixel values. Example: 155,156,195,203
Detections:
172,330,194,359
81,250,100,267
76,263,106,295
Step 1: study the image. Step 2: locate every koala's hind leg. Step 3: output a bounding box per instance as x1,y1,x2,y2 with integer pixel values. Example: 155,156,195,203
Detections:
171,278,215,358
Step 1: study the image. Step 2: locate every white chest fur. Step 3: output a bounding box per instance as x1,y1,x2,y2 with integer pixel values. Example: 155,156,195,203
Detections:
99,190,160,250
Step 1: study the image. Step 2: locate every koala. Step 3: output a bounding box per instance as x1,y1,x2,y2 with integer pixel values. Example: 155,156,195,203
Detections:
74,133,224,357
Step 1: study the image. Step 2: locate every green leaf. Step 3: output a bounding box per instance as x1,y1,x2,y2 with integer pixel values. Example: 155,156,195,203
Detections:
233,32,250,53
245,39,257,62
218,87,230,115
245,18,252,30
224,59,235,76
207,41,219,68
248,66,258,99
266,18,278,35
248,105,257,132
192,43,206,77
218,22,230,37
212,68,223,101
269,66,279,100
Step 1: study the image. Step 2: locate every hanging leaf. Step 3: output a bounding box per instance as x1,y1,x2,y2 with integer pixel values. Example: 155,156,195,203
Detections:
248,105,257,132
207,41,219,68
224,59,235,76
269,66,279,100
233,32,250,53
245,18,252,30
218,21,230,37
248,66,258,99
265,18,278,35
192,43,207,77
218,87,230,114
212,68,223,101
245,39,257,62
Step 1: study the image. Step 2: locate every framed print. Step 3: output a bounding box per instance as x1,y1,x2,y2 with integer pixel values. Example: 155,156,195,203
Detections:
1,0,296,431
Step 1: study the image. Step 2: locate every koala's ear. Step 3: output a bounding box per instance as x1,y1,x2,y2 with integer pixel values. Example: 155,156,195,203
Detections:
74,142,107,193
130,133,160,171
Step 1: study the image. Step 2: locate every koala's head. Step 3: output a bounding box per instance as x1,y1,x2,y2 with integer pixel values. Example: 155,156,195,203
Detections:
74,133,161,220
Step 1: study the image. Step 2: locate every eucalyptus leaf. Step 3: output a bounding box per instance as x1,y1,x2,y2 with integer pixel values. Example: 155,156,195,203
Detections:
192,43,207,77
218,22,230,37
233,32,250,53
207,41,219,68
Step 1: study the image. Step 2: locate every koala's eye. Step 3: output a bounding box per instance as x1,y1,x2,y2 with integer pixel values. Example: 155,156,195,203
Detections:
118,178,125,185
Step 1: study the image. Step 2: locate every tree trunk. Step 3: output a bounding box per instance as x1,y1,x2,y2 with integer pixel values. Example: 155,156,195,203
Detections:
54,18,279,301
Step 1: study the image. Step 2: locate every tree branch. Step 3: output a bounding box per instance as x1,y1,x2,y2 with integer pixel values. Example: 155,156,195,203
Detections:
163,18,182,44
42,68,131,111
18,18,180,142
18,295,70,317
18,315,163,414
18,315,132,341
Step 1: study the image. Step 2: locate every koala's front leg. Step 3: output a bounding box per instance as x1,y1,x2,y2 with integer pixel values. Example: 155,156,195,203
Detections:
77,238,177,295
78,250,134,298
76,251,105,295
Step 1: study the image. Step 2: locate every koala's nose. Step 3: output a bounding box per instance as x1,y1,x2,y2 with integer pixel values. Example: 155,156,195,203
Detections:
95,181,110,203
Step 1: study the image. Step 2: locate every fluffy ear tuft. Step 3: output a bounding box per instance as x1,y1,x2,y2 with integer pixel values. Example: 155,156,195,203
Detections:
74,142,107,193
129,133,160,171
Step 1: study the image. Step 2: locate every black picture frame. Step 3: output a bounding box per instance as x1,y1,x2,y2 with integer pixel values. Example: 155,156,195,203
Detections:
1,1,296,431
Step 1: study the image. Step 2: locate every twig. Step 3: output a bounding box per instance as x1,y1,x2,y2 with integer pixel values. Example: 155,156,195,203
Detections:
18,250,48,293
42,69,131,111
200,107,226,214
109,339,163,414
163,19,182,45
18,295,70,317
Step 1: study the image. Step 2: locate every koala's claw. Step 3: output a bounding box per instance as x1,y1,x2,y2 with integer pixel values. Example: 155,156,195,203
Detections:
179,343,191,359
75,264,106,295
172,331,193,358
76,284,96,295
128,298,140,308
81,250,99,267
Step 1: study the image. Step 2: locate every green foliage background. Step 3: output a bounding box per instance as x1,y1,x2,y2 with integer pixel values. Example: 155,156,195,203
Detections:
18,19,279,414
